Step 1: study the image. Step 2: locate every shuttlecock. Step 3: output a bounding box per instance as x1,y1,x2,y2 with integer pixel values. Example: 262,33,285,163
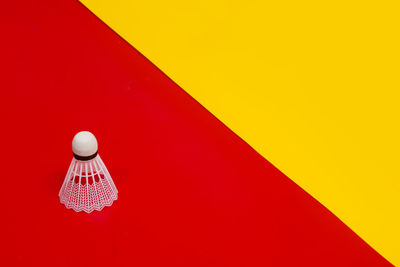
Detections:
59,131,118,213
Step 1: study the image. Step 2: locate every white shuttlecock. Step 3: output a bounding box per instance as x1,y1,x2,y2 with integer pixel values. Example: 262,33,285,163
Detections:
59,131,118,213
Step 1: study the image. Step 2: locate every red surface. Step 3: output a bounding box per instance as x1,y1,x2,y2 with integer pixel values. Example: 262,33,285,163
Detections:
0,1,391,266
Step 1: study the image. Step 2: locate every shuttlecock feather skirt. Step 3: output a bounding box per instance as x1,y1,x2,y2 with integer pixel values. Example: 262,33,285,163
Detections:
59,155,118,213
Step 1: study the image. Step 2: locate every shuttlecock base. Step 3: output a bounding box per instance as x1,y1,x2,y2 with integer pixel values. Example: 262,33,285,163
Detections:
59,155,118,213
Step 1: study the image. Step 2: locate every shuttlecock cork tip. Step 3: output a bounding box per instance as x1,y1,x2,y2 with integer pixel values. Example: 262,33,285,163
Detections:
72,131,98,160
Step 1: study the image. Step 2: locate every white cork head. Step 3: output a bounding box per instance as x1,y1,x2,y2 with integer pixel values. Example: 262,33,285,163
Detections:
72,131,98,158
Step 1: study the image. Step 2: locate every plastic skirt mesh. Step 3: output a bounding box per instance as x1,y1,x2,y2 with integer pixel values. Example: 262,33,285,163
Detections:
59,155,118,213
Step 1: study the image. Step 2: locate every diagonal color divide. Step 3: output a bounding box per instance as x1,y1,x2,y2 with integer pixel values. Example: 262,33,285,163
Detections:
0,0,391,266
80,0,400,265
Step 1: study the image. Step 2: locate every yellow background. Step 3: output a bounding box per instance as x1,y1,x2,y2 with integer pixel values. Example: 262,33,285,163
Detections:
81,0,400,264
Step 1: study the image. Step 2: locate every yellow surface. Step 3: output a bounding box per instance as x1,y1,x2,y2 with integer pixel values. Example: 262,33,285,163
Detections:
81,0,400,264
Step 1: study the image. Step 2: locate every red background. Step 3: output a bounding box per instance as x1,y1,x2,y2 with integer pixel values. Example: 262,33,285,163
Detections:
0,1,390,266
